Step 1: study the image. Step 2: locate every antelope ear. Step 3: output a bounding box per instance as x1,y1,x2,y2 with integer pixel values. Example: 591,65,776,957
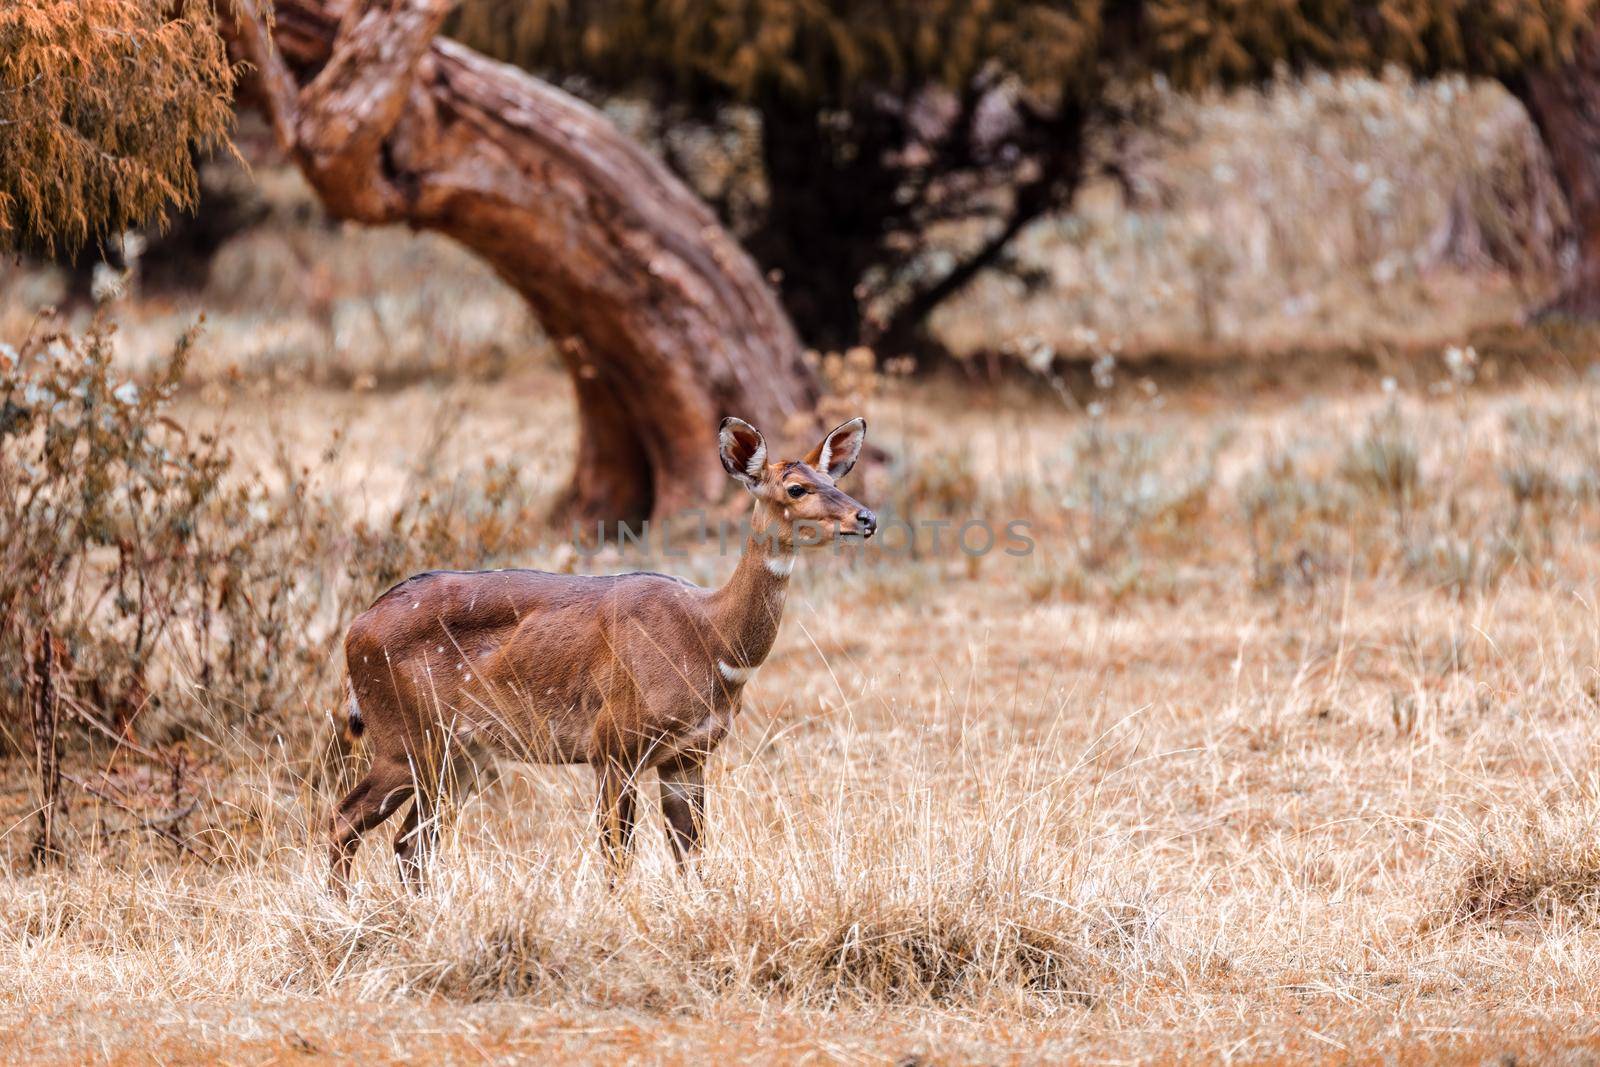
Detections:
718,417,768,489
804,417,867,480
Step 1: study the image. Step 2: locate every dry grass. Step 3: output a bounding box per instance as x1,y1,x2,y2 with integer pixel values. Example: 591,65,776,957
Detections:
9,76,1600,1065
8,344,1600,1061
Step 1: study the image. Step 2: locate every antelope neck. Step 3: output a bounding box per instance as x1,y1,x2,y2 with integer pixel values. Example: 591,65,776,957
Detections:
710,498,795,669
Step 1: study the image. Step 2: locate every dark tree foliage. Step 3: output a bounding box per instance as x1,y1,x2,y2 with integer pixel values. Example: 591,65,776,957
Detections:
448,0,1597,352
1145,1,1589,86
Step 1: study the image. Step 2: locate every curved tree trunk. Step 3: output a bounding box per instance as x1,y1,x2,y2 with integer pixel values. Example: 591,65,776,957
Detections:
227,0,816,523
1512,24,1600,320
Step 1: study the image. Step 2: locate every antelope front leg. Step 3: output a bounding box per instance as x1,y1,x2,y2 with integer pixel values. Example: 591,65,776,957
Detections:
657,755,707,875
327,757,415,898
594,759,641,884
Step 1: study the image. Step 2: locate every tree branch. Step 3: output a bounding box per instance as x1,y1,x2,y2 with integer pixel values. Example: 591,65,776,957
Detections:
225,0,456,223
63,772,217,864
296,0,456,193
223,0,816,521
226,0,303,154
869,104,1088,357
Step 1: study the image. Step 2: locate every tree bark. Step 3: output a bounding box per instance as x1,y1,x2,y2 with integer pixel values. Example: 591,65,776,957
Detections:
30,628,61,865
1512,25,1600,320
226,0,816,523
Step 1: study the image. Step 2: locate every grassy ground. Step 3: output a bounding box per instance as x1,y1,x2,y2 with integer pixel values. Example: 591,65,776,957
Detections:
8,344,1600,1062
6,76,1600,1063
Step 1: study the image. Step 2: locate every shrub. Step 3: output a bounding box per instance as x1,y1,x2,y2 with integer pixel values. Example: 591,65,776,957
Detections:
1338,394,1421,546
0,314,314,746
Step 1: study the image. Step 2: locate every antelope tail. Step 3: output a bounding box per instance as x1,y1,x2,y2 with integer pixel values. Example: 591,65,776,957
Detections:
344,681,366,743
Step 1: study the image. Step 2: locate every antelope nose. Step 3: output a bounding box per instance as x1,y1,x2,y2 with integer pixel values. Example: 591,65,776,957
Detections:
858,509,877,537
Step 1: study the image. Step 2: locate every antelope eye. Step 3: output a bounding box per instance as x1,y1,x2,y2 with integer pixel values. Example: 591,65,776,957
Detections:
786,484,807,499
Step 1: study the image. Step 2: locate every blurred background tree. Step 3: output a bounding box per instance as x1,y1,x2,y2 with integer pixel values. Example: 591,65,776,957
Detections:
448,0,1599,355
7,0,1599,521
221,0,817,525
1143,0,1600,320
447,0,1113,357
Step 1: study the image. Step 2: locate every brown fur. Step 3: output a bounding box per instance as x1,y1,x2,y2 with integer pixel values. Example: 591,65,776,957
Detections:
328,418,873,892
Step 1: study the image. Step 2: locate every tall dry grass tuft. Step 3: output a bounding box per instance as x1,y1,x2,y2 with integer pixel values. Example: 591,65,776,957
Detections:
1434,790,1600,928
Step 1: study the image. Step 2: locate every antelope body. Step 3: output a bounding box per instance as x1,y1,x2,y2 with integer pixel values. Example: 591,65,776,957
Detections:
329,417,874,891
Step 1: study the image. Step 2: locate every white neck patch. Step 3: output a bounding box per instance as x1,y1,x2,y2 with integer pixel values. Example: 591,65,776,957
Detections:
765,553,795,578
717,659,755,684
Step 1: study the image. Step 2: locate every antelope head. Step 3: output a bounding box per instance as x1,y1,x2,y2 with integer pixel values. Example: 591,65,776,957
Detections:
718,416,876,546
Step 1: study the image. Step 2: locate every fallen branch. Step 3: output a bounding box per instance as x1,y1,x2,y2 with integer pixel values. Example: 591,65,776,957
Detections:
62,772,217,865
59,690,174,768
96,799,201,835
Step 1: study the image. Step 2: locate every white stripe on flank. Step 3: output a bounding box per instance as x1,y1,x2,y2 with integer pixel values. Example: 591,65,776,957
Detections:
766,554,794,577
718,660,754,684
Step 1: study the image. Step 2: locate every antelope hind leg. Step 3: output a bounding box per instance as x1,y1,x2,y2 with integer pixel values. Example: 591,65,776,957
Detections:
657,755,707,874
